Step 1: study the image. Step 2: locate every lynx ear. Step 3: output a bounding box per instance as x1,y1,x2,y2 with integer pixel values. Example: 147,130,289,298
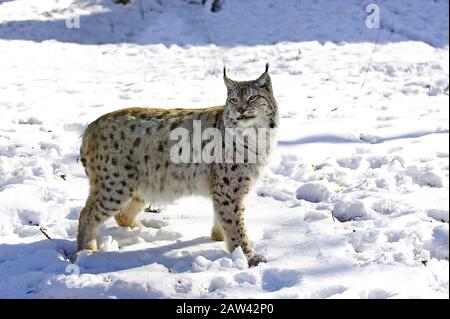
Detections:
257,63,272,93
223,66,236,90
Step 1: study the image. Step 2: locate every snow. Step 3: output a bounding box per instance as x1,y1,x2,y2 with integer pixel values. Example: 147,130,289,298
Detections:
296,180,336,203
332,198,377,222
0,0,448,298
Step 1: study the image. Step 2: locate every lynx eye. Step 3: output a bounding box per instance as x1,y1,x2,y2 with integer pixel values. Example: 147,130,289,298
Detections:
248,95,259,102
229,98,238,104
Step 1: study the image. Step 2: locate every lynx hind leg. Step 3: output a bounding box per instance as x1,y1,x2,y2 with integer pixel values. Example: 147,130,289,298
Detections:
77,190,120,252
115,196,145,228
77,180,130,252
77,191,99,252
211,212,224,241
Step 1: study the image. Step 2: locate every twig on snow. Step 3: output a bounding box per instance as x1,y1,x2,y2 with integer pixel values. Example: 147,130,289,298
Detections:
40,227,53,241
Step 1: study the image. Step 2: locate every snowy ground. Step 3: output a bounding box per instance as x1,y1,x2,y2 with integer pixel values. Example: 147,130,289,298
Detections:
0,0,448,298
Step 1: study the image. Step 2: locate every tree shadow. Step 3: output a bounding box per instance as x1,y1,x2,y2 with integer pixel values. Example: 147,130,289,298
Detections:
278,129,449,146
0,235,225,279
0,235,229,297
75,236,226,274
0,0,447,47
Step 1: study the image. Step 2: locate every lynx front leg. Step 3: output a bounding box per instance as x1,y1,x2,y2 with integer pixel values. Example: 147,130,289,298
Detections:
212,193,266,267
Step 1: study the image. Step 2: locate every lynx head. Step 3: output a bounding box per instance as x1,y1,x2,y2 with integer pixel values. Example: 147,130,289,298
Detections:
223,63,278,128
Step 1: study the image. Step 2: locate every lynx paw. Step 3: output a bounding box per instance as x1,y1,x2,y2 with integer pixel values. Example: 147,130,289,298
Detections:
211,227,224,241
115,214,142,228
141,219,169,229
246,253,267,267
74,249,96,263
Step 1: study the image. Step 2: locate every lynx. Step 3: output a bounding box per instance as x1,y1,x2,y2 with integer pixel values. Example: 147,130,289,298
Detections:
77,64,278,266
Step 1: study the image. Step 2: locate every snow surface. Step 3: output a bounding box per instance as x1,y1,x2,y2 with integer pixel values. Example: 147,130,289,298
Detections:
0,0,448,298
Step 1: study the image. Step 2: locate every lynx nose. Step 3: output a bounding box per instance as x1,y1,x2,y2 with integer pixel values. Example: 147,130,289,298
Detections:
238,107,245,114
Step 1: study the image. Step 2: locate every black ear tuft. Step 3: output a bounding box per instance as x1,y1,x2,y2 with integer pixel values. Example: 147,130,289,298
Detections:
257,67,272,93
223,66,227,77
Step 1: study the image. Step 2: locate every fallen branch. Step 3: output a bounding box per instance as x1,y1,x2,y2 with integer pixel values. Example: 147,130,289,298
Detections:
39,227,53,241
40,227,71,261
